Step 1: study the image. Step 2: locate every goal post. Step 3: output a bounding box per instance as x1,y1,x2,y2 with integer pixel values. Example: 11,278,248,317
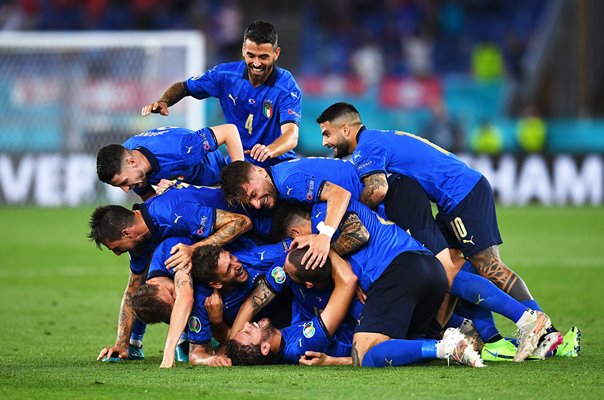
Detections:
0,31,206,206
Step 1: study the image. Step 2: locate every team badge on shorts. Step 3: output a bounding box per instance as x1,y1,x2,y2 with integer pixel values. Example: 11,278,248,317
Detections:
271,266,286,285
263,99,273,119
303,321,316,338
188,316,202,333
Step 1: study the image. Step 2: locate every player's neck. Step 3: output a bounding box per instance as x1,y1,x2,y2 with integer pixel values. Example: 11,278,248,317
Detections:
248,66,273,87
132,149,152,173
270,328,282,353
133,210,150,236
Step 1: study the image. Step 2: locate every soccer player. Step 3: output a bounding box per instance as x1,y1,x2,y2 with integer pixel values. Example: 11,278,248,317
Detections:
273,200,555,362
316,102,564,357
90,184,250,362
220,158,361,270
141,21,301,167
96,124,244,200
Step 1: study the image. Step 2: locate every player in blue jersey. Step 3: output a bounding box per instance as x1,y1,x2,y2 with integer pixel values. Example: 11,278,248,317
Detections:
220,158,361,270
316,102,564,357
141,21,301,167
96,124,244,201
90,184,251,363
273,200,555,363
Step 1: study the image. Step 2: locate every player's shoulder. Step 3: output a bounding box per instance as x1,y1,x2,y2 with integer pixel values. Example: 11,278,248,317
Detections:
274,66,301,89
211,60,245,75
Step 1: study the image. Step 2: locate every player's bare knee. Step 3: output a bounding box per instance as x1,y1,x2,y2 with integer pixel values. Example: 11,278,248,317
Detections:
352,332,390,367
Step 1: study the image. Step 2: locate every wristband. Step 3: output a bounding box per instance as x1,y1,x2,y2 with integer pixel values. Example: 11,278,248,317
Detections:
316,221,336,239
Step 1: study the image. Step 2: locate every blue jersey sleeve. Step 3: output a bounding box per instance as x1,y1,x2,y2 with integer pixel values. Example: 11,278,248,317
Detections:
281,316,332,364
169,202,216,239
128,250,151,275
277,87,302,125
264,265,292,295
352,145,388,179
179,128,219,167
184,67,220,99
187,297,212,344
277,172,323,204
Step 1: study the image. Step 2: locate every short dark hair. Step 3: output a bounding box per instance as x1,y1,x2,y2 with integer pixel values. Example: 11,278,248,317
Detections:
220,161,256,207
287,247,332,284
269,202,310,242
316,102,361,124
97,144,128,183
191,245,222,284
226,339,277,366
132,284,171,324
243,21,278,49
87,205,134,249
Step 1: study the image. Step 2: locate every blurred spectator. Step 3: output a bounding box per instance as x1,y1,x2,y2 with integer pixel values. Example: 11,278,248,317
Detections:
516,105,547,153
471,118,502,155
422,102,463,153
351,31,384,86
213,0,243,63
403,28,433,77
472,42,504,81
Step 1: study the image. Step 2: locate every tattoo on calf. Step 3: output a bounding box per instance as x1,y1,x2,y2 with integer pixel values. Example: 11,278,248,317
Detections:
351,341,360,367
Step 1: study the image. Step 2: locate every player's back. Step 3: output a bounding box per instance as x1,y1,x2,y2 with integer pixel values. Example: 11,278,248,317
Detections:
355,128,482,212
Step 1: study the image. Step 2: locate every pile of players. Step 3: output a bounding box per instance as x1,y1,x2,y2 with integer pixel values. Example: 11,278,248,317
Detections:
90,21,581,369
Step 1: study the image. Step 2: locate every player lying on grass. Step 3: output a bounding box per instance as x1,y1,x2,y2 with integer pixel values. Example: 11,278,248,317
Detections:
317,101,564,353
272,200,557,362
226,248,482,368
97,124,244,201
131,237,292,367
89,184,251,362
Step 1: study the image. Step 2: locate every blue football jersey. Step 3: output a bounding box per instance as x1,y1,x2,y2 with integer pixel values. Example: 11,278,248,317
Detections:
186,242,287,344
184,61,302,167
136,185,228,241
123,126,227,196
352,127,482,213
145,236,194,280
280,316,352,364
311,200,430,291
269,157,362,204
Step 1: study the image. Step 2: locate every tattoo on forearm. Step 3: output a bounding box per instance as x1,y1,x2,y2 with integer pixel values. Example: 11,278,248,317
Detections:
351,341,360,367
251,280,275,311
332,213,369,255
209,212,249,245
176,274,193,290
158,82,187,106
361,174,387,207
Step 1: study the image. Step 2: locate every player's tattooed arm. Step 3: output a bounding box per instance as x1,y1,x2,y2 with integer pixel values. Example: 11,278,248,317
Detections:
351,341,361,367
229,278,276,340
189,342,232,367
157,81,188,107
331,212,370,256
360,173,389,209
201,210,252,247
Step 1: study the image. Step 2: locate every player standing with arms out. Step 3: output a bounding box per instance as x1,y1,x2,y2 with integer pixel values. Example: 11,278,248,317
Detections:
141,21,301,167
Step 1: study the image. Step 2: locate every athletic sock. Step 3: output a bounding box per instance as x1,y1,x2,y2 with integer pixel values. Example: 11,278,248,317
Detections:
362,339,436,367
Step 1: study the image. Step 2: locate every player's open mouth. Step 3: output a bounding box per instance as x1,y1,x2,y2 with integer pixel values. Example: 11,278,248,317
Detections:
249,66,264,74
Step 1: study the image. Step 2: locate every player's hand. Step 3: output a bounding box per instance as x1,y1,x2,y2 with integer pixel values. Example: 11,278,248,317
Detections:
141,101,169,116
205,288,223,325
300,234,330,270
165,243,193,273
299,351,329,366
289,234,314,251
155,179,176,195
356,285,367,304
160,353,175,368
205,355,232,367
97,344,128,361
245,144,274,163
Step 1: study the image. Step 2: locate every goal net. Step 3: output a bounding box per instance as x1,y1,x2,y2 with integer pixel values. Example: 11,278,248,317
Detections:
0,31,205,206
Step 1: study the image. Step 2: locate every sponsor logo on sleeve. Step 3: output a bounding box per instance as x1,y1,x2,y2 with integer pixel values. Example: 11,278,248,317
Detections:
271,266,286,285
302,321,316,338
188,316,202,333
306,179,315,201
196,215,208,235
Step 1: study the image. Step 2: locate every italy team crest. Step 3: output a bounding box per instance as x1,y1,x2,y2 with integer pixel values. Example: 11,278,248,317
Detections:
263,99,273,119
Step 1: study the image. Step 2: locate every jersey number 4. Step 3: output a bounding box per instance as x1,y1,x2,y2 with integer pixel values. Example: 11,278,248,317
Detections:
245,114,254,135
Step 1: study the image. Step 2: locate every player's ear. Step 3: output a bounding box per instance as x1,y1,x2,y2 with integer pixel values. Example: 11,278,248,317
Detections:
260,341,271,356
273,47,281,60
121,227,132,238
305,281,314,289
126,156,137,167
209,281,222,290
290,227,302,237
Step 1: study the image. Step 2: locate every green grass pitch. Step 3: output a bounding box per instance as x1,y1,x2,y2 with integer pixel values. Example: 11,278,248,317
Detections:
0,206,603,399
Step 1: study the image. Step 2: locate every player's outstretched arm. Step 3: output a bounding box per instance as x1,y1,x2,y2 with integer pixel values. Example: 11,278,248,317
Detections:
319,251,358,337
166,210,252,272
189,342,232,367
229,278,276,340
160,269,194,368
360,173,389,209
331,212,370,256
97,270,145,361
211,124,244,162
299,351,352,366
141,81,188,116
301,182,351,270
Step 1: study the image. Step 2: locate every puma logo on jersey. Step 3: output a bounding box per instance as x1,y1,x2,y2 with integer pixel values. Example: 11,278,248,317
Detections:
463,236,475,245
185,146,193,154
475,294,485,305
315,210,322,219
228,94,237,105
174,214,182,223
385,358,394,367
258,251,266,261
286,186,294,195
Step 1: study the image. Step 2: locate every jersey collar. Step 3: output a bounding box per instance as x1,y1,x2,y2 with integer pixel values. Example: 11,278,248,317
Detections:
242,63,279,87
132,202,158,237
355,125,367,144
135,146,160,173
